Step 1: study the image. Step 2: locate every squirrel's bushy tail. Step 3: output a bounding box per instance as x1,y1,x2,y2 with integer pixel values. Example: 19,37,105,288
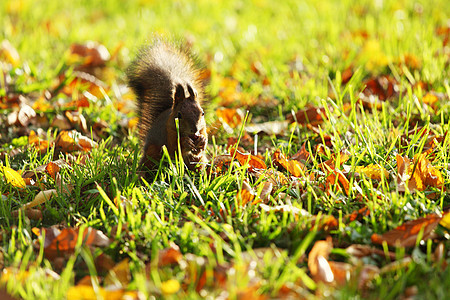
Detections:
127,39,204,144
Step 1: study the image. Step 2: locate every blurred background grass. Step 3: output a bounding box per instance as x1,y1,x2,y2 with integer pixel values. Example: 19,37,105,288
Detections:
2,0,448,82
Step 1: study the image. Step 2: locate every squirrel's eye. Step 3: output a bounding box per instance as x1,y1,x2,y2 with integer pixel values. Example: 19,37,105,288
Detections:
177,112,182,119
201,111,205,116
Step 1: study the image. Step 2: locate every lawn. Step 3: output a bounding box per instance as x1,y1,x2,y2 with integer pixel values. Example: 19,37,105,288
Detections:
1,0,449,298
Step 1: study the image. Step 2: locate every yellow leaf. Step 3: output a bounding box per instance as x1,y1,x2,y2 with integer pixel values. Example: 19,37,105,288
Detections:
67,285,125,300
439,212,450,230
161,279,180,295
21,189,57,210
355,164,389,180
104,258,130,287
1,166,26,188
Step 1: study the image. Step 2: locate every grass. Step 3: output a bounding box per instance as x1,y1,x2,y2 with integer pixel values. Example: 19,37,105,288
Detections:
1,0,450,299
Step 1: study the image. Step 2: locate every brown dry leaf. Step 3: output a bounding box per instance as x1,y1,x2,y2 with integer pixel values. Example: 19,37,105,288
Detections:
238,184,256,206
196,264,228,292
346,244,397,260
11,208,43,220
54,130,98,153
344,206,370,223
290,142,311,163
371,213,446,247
1,166,25,188
65,111,88,132
359,75,398,108
258,181,273,203
104,258,130,287
50,115,72,130
95,253,115,274
36,226,110,259
64,97,90,109
398,53,421,70
287,105,328,126
69,41,111,68
158,243,183,267
396,153,444,193
273,150,306,177
229,147,266,171
328,261,353,286
16,104,36,127
21,189,57,210
308,237,333,283
32,95,53,112
320,150,351,169
211,154,234,175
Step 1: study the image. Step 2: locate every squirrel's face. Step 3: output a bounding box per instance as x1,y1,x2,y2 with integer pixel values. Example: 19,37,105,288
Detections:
175,100,206,137
171,83,207,138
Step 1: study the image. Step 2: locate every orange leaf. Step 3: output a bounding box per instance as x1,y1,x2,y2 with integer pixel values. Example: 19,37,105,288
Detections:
216,107,244,129
45,162,60,180
273,150,305,177
229,147,266,171
397,153,444,193
308,237,333,282
371,213,444,247
54,130,97,153
238,187,256,206
39,227,110,259
324,165,350,196
158,244,183,267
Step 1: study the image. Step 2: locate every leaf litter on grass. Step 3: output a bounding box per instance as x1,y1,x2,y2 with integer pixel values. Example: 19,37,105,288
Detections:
1,0,450,299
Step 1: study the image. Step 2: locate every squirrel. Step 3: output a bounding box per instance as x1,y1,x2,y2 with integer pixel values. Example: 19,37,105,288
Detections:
127,39,208,171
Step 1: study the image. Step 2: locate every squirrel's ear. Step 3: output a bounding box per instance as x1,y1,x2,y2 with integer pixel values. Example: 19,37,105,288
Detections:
174,84,185,105
187,85,198,100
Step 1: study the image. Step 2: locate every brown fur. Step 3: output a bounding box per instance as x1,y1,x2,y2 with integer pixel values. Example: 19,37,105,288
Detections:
127,39,207,171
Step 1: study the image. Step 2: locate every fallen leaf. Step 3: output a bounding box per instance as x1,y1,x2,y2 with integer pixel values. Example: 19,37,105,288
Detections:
308,237,333,283
0,40,20,66
1,166,25,188
354,164,389,181
36,226,110,259
21,189,57,210
229,147,266,171
161,279,180,295
245,120,288,136
287,106,328,125
104,259,130,287
273,150,306,177
371,213,446,247
396,153,444,193
158,243,183,267
69,41,111,68
54,130,98,153
216,107,244,130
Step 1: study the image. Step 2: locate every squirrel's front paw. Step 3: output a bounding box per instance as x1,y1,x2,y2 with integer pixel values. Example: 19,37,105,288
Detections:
191,134,207,154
